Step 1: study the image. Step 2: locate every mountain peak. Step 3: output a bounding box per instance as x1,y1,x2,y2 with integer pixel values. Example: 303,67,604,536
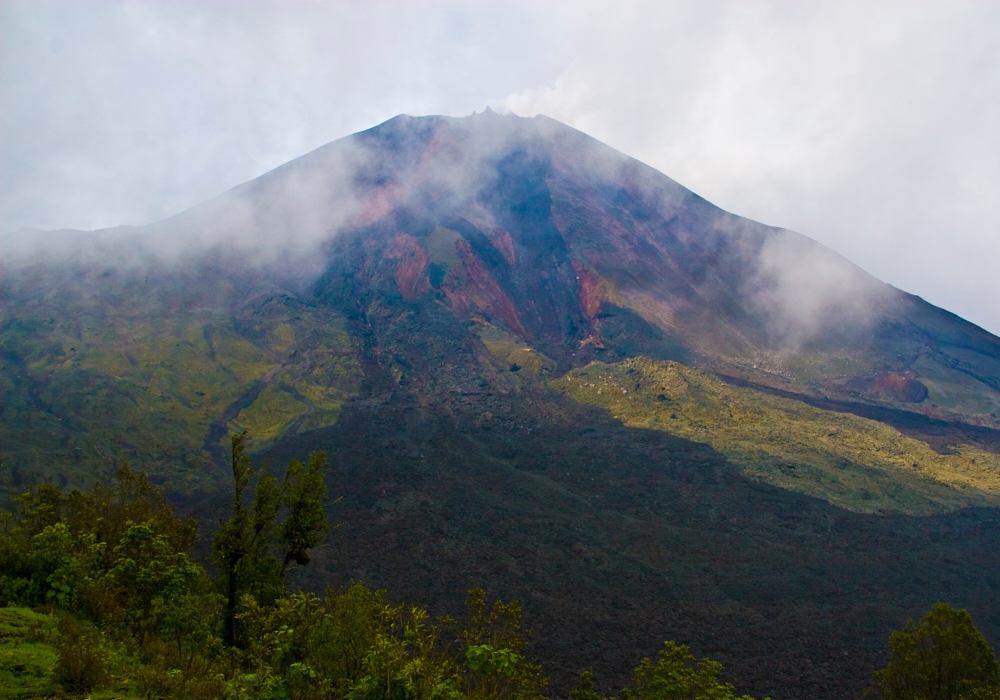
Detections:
6,112,1000,427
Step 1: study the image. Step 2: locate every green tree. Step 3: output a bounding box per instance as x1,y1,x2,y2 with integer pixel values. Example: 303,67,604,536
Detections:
0,466,223,697
311,583,390,692
103,521,206,643
212,430,330,647
232,587,462,700
571,671,612,700
346,603,462,700
460,588,547,700
870,602,1000,700
627,641,757,700
0,464,197,612
575,641,762,700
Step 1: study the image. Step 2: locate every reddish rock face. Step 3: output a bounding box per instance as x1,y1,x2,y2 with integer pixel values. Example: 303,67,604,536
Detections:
852,370,929,404
303,111,1000,420
41,108,991,424
488,228,516,266
452,238,528,339
571,260,610,321
386,234,430,301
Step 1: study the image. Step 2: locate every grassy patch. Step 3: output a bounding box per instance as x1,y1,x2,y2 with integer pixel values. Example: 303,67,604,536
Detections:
552,358,1000,515
228,297,363,448
423,226,465,269
475,323,556,377
0,607,58,699
1,311,274,493
230,383,309,445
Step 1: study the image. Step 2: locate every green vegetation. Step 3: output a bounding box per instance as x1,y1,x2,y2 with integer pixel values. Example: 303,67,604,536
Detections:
0,276,361,495
227,293,362,445
0,437,551,700
552,358,1000,514
869,603,1000,699
474,323,556,378
1,607,58,699
573,641,765,700
214,431,330,646
0,437,777,699
424,227,466,273
0,308,269,491
0,464,207,698
232,384,312,445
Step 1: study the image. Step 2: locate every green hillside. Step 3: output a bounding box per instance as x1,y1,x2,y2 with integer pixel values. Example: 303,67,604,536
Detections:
552,358,1000,515
7,261,999,519
0,270,361,495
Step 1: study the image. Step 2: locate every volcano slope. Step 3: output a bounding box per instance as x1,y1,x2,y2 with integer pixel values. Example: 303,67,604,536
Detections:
3,111,1000,698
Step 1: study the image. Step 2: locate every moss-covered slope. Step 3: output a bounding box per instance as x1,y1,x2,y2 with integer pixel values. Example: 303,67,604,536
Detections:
552,358,1000,515
0,268,361,495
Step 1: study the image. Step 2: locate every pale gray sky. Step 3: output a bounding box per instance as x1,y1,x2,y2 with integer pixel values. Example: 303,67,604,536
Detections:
2,1,998,334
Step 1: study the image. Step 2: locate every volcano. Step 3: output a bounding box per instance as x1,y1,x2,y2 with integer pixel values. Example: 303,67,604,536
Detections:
3,111,1000,698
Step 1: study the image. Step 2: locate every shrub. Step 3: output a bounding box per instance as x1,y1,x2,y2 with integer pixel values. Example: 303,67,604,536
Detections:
575,641,765,700
53,614,110,694
870,602,1000,700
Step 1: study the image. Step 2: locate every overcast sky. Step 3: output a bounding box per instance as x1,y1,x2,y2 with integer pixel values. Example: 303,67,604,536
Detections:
2,1,998,334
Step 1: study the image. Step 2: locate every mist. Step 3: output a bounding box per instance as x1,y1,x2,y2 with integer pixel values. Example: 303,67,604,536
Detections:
2,1,999,335
0,112,559,282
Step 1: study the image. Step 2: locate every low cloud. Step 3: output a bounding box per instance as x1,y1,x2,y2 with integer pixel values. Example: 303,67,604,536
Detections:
0,112,553,281
747,228,891,349
2,1,998,333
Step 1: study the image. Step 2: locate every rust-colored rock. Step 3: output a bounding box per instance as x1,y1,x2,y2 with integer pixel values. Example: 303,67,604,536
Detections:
572,259,610,320
852,370,929,404
489,228,516,266
386,233,430,300
453,238,528,339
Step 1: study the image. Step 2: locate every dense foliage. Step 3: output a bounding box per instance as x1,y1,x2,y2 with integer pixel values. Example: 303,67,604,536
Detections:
0,442,550,699
2,437,996,699
213,431,330,647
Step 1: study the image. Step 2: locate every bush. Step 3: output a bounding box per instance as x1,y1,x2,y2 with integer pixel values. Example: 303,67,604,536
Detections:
870,602,1000,700
574,641,765,700
53,614,110,694
132,640,227,700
